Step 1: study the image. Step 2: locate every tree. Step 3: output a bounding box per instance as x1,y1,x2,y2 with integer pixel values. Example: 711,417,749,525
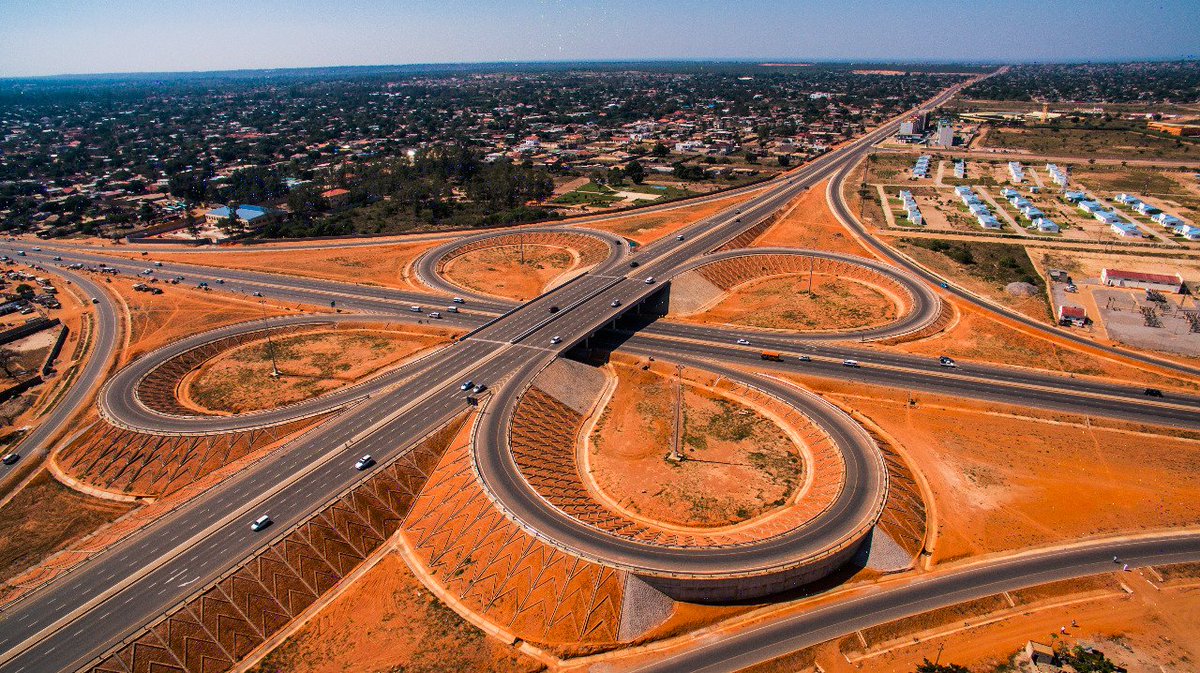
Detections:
651,143,670,158
625,160,646,185
222,204,241,233
14,283,33,297
914,659,969,673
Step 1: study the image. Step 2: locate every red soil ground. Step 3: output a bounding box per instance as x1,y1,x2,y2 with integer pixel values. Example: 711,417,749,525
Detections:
677,273,899,332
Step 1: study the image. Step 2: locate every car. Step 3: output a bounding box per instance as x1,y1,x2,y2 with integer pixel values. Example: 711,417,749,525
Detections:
216,279,224,284
1144,388,1164,397
252,291,263,297
2,453,18,465
472,384,486,394
91,297,99,304
938,282,949,289
842,359,860,367
644,276,655,284
629,261,640,268
798,355,812,362
52,255,62,261
141,269,153,275
610,299,621,307
410,305,421,312
154,261,163,266
938,356,957,368
548,305,559,313
32,247,40,251
460,380,474,391
429,311,441,319
250,515,272,532
676,234,685,241
550,336,562,344
735,209,742,214
453,297,465,304
198,281,208,287
16,251,25,256
736,338,750,345
354,455,375,470
446,306,458,313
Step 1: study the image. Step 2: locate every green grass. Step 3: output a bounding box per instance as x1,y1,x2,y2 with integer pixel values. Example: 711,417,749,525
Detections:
901,238,1045,290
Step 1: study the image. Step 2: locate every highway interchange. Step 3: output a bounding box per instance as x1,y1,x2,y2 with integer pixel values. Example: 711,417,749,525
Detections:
2,74,1200,673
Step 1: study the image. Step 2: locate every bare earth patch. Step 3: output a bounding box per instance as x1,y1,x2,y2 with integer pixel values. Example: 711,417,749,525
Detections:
588,362,802,528
755,179,872,257
186,329,448,414
0,471,134,583
678,274,898,332
247,552,542,673
583,192,755,245
442,244,576,301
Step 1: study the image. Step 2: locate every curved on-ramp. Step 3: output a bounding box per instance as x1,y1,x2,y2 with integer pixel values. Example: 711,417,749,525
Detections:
471,352,889,602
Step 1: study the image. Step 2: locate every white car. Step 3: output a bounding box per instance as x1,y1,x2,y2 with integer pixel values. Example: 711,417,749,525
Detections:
410,305,421,312
250,515,272,532
676,234,685,241
644,277,655,284
429,311,441,319
938,356,957,368
842,359,860,368
453,297,465,304
354,455,374,470
736,338,750,345
550,336,562,344
610,299,621,307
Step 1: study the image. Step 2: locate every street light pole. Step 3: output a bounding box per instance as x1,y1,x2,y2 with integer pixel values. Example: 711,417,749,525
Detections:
259,300,281,378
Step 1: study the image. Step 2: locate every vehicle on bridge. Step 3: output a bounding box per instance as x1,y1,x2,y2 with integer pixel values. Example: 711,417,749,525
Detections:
939,356,957,368
760,352,783,362
354,455,374,470
250,515,272,532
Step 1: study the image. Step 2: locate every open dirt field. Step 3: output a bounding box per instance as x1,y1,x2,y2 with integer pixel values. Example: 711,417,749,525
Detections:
0,470,134,584
982,125,1200,161
783,375,1200,564
247,552,543,673
115,280,307,363
753,179,872,257
117,239,440,293
588,361,802,528
676,274,898,332
744,574,1200,673
185,328,451,414
442,244,576,301
582,192,755,245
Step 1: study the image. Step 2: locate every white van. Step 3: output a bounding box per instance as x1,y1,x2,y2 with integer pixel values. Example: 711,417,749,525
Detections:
250,515,272,531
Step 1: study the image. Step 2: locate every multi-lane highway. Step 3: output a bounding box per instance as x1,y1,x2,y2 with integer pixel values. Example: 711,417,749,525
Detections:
5,70,1197,673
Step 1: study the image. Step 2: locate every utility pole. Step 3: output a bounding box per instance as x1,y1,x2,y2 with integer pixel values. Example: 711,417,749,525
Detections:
667,363,685,462
259,300,281,378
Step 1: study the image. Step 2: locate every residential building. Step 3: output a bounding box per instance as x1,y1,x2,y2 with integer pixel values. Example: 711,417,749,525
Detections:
911,155,931,179
321,188,351,208
1034,217,1059,233
953,160,965,179
1045,163,1068,187
1175,224,1200,240
1008,161,1025,183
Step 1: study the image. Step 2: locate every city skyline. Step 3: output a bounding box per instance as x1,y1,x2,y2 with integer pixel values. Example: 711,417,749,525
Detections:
2,0,1198,78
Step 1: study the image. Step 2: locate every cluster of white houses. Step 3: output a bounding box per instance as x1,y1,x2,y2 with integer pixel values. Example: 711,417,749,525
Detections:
1008,161,1025,183
1000,187,1058,233
1064,192,1143,238
912,155,931,179
1045,163,1068,187
1115,193,1200,240
898,190,923,225
955,186,1002,230
953,160,966,179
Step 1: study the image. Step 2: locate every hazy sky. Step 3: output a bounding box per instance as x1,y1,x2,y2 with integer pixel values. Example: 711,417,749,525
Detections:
1,0,1198,77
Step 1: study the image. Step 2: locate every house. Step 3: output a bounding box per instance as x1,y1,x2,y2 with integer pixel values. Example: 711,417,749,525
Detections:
953,160,965,179
1174,224,1200,241
1008,161,1025,183
1034,217,1059,233
1063,190,1086,203
1025,641,1059,667
1058,305,1088,327
1079,200,1104,214
1110,220,1142,237
1152,212,1182,228
1101,268,1185,293
204,205,278,227
321,188,350,208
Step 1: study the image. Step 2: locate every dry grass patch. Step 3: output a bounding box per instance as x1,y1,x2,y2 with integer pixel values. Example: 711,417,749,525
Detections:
678,274,898,332
442,244,576,301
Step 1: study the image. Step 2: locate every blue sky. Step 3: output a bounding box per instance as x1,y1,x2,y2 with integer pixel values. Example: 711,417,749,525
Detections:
1,0,1198,77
